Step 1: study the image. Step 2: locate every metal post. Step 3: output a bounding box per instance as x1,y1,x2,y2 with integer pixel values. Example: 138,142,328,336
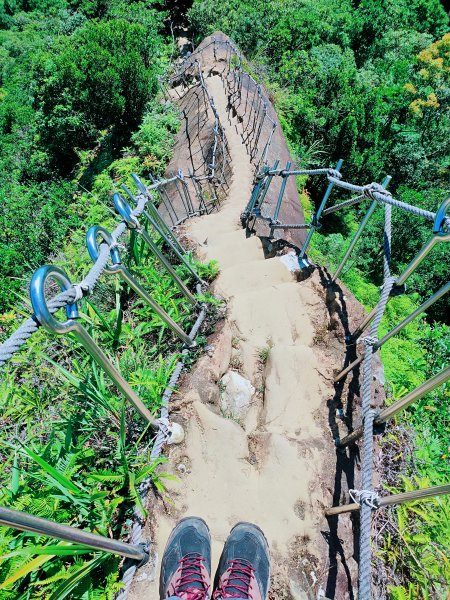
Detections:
118,268,194,347
121,185,200,281
352,236,442,338
179,174,195,214
139,228,197,305
253,160,279,214
159,181,180,226
299,159,344,260
191,173,208,215
270,161,291,237
257,122,276,173
251,108,266,160
352,197,450,338
149,197,186,252
130,174,180,230
325,484,450,517
338,366,450,447
114,194,197,306
243,72,250,117
244,168,268,218
0,506,148,562
124,183,182,249
335,282,450,382
245,88,262,145
332,176,391,282
30,266,158,426
86,227,195,347
174,177,191,216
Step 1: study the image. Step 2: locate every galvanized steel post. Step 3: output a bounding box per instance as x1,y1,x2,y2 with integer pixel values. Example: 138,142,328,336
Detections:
0,506,149,562
30,266,158,426
299,159,344,260
332,176,391,282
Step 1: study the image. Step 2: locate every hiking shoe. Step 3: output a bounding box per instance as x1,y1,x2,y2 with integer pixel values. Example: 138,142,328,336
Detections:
160,517,211,600
212,522,270,600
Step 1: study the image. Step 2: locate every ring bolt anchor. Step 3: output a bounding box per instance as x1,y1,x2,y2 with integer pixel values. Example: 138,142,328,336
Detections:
30,265,79,335
113,193,197,307
30,264,158,426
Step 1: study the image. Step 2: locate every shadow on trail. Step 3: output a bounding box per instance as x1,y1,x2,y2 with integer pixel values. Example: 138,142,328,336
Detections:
316,266,361,599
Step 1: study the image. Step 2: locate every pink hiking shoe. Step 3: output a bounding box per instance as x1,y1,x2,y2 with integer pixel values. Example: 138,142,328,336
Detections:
160,517,211,600
212,522,270,600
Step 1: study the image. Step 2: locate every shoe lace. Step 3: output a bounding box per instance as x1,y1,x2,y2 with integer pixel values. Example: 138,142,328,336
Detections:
214,558,255,599
175,552,208,600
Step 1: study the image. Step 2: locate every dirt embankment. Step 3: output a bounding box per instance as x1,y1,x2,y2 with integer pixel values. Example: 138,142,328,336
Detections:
165,31,307,248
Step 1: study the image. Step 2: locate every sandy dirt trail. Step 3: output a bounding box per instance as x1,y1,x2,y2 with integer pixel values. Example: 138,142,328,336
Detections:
129,76,336,599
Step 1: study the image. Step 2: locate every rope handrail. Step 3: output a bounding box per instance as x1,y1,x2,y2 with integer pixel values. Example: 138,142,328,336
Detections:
244,162,450,236
244,158,449,599
0,45,238,593
169,56,231,209
0,39,247,598
328,176,445,223
0,184,179,368
171,36,278,170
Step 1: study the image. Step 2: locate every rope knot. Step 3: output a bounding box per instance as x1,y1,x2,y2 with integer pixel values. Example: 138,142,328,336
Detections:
155,417,185,446
328,168,342,180
386,275,396,287
156,417,170,441
363,335,378,348
349,488,380,510
109,238,125,251
72,283,89,301
129,213,142,231
363,182,392,201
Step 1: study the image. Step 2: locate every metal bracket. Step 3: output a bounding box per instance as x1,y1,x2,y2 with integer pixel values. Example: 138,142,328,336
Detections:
298,255,315,272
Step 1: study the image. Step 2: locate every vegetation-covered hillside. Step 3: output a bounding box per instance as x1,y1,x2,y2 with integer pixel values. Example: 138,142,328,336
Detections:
0,0,170,310
0,0,449,597
0,1,219,597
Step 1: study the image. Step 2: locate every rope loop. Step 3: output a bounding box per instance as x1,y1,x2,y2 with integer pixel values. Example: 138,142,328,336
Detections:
155,417,172,446
73,283,89,301
349,488,380,510
386,275,396,288
129,213,142,232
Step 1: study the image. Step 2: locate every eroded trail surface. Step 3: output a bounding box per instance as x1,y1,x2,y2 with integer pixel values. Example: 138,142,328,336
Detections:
130,76,343,599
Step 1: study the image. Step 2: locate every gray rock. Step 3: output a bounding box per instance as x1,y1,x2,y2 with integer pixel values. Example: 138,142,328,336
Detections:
219,371,255,422
279,251,301,275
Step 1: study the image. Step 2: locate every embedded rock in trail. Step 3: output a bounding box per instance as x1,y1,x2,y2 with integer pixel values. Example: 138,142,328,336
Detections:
219,370,255,422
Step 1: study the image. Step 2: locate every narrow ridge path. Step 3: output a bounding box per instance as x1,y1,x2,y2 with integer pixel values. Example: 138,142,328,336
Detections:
130,76,339,599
